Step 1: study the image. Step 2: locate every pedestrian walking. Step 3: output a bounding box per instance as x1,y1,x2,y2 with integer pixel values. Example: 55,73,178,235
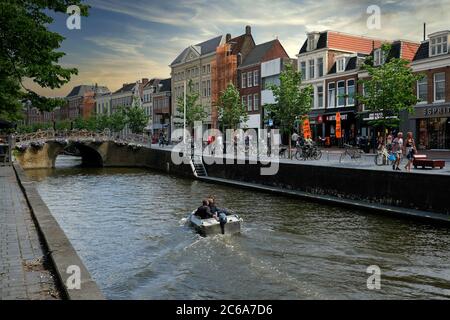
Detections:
392,132,403,171
404,132,416,172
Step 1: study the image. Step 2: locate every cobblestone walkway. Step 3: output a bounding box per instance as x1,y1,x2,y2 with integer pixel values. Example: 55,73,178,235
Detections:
0,166,60,300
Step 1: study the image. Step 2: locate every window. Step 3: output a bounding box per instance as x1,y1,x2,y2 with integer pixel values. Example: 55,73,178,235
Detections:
242,96,246,107
337,81,345,106
300,62,307,80
434,73,445,102
242,73,247,89
328,83,336,108
317,58,324,77
307,34,317,51
247,71,253,87
253,94,259,111
417,78,428,103
317,85,324,108
374,49,385,66
347,79,355,106
247,95,253,111
309,59,315,79
254,70,259,86
207,64,211,74
207,80,211,97
430,35,448,56
202,66,206,74
361,83,366,111
202,81,207,97
337,58,345,72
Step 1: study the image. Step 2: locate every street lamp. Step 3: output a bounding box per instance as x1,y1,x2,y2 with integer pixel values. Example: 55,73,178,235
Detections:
183,80,187,144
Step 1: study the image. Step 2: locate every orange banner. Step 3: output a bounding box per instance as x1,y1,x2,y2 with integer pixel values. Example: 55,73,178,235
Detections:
303,118,312,139
335,112,342,139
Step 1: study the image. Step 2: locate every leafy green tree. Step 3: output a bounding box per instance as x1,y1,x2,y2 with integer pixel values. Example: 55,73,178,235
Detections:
357,44,423,139
109,107,127,134
95,113,111,132
217,83,248,130
0,0,89,121
125,106,148,134
265,64,313,158
175,80,207,133
55,120,71,131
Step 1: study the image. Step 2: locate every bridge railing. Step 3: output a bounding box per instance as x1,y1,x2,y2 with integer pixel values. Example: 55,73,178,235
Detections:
14,130,152,147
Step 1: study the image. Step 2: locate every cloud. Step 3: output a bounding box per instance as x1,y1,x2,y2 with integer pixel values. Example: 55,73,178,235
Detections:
31,0,450,97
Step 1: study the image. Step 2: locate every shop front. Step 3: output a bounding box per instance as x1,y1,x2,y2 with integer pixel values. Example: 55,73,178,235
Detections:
412,105,450,150
322,111,356,147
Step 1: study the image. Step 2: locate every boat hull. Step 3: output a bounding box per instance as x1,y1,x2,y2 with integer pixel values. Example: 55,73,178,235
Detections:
188,212,242,236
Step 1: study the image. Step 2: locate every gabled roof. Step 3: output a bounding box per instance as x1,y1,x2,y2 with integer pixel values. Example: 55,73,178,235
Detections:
240,40,278,68
158,78,171,92
413,41,429,61
368,40,419,62
113,83,136,94
228,33,255,55
143,78,161,89
66,85,110,98
171,35,224,65
299,32,327,54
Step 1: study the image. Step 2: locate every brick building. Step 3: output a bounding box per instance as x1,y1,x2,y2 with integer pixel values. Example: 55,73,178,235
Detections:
405,30,450,150
238,39,290,129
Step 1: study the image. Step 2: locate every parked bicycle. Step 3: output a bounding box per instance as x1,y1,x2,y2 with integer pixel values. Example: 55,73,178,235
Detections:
295,144,322,161
339,143,364,163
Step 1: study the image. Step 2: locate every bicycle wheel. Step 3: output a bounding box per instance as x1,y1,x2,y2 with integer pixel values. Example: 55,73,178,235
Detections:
375,153,385,166
295,150,302,161
314,149,322,160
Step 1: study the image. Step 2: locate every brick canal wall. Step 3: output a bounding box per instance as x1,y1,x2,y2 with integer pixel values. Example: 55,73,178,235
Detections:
203,157,450,217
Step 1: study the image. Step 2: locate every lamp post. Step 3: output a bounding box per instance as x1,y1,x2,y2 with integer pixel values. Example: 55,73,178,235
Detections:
183,80,187,144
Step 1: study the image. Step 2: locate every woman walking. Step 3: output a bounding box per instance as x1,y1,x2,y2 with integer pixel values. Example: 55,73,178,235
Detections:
404,132,416,172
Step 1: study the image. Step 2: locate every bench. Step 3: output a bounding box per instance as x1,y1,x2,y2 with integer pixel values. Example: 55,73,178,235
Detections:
413,154,446,169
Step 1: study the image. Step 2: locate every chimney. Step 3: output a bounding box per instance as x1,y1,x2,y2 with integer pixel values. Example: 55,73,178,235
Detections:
245,25,251,35
423,23,426,41
226,33,232,42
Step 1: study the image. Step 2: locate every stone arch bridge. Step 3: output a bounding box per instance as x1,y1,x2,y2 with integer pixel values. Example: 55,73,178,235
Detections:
13,130,153,169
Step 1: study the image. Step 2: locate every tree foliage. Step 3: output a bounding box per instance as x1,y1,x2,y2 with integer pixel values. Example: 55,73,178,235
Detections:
264,63,313,157
217,83,248,130
125,104,148,133
0,0,89,121
357,44,423,131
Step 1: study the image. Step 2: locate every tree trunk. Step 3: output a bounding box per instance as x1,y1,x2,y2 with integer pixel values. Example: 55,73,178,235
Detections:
288,130,292,159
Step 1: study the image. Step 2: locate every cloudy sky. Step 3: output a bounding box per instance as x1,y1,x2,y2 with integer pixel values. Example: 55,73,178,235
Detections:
27,0,450,97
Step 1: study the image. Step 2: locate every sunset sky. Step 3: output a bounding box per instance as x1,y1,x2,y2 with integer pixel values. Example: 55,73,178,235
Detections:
26,0,450,97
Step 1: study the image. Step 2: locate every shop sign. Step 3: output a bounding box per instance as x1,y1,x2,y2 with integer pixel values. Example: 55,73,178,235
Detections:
317,115,323,124
422,106,450,118
326,114,348,121
303,118,312,139
335,112,342,139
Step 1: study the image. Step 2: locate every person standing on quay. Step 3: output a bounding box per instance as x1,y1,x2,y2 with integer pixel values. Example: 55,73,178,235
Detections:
392,132,404,171
404,132,416,172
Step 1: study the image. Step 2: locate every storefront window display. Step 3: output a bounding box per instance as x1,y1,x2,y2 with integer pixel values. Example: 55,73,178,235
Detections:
418,118,450,150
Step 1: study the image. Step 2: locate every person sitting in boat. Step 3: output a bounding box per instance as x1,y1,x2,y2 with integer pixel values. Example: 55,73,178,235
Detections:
208,197,229,216
195,200,213,219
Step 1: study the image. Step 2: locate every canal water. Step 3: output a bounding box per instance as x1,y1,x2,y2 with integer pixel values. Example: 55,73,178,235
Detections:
25,156,450,299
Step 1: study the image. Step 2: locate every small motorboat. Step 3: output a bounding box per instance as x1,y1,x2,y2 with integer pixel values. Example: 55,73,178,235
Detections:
187,211,243,236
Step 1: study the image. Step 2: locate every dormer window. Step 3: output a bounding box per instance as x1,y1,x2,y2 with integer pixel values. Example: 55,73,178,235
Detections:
430,34,448,56
373,48,385,66
337,58,346,72
307,33,319,51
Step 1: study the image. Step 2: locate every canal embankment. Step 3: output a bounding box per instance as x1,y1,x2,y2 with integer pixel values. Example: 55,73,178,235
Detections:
131,148,450,223
10,164,104,300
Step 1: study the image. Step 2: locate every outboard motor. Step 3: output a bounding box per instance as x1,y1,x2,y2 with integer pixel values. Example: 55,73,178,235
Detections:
218,212,227,234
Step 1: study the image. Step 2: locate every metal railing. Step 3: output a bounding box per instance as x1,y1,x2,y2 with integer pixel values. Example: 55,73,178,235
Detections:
13,129,152,147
